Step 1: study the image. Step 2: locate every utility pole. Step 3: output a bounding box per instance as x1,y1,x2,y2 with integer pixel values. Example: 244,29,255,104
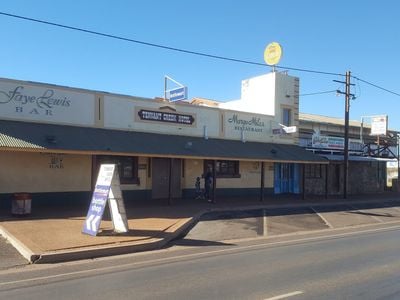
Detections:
335,71,354,199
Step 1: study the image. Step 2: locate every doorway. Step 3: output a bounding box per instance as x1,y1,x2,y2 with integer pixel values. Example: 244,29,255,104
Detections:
274,163,300,194
151,158,182,199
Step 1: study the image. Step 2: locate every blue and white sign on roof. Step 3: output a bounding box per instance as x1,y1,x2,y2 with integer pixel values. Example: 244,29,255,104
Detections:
164,75,188,102
168,86,188,102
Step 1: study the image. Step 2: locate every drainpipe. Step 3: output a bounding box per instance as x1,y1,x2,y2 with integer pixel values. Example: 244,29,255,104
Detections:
260,162,265,202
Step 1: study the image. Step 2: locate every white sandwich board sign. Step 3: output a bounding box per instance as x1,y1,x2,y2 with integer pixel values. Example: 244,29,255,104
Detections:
82,164,129,236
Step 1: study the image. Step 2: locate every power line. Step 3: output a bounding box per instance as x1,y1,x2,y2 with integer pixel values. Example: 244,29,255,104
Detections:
300,90,337,97
0,11,343,77
352,75,400,97
2,11,399,97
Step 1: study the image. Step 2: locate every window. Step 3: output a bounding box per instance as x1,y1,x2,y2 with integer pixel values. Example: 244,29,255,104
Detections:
305,164,322,178
282,108,291,126
95,155,139,184
204,160,240,178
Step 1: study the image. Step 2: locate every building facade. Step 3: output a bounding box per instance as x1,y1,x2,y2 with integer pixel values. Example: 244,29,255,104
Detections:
299,113,399,196
0,72,326,209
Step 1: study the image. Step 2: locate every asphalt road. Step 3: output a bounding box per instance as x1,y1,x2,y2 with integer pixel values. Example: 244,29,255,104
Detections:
0,236,27,270
2,200,400,270
1,224,400,299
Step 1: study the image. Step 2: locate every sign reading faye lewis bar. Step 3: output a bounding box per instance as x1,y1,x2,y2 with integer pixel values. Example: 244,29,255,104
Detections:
0,80,95,125
137,109,195,125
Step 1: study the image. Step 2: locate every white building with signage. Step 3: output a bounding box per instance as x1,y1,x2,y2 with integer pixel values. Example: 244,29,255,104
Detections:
0,72,326,209
299,113,399,195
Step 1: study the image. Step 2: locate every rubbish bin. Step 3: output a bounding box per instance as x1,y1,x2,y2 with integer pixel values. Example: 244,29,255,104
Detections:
11,193,32,216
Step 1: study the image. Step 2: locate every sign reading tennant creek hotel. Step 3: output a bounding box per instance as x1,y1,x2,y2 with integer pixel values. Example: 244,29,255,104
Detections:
0,79,95,125
137,108,195,125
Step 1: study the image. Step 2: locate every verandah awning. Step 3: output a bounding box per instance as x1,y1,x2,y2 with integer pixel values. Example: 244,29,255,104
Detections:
0,120,327,164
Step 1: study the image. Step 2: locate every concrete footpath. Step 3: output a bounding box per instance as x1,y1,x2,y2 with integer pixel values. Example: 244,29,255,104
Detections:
1,194,400,264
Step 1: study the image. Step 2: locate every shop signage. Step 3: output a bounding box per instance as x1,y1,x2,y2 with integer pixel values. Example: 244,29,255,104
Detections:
283,126,297,133
137,109,195,125
312,134,364,151
312,135,344,149
228,114,265,133
272,128,284,135
0,80,95,125
371,115,387,136
82,164,128,236
272,126,297,135
168,86,188,102
49,154,64,169
0,85,71,110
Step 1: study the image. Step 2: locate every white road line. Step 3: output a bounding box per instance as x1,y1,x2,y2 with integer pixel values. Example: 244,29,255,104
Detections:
310,206,333,228
347,204,383,223
265,290,303,300
1,224,400,287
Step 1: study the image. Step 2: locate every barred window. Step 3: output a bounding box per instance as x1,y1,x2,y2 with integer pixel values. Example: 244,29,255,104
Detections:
305,164,322,178
204,160,240,178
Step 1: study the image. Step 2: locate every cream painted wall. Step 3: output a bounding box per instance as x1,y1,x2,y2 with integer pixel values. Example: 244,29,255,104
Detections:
183,159,204,189
182,159,274,189
103,95,220,138
0,152,91,193
1,76,298,146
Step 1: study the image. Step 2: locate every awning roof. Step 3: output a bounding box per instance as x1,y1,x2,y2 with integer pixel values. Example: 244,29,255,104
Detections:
321,154,397,162
0,120,327,164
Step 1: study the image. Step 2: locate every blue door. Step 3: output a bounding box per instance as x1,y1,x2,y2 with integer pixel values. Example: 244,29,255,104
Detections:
274,163,300,194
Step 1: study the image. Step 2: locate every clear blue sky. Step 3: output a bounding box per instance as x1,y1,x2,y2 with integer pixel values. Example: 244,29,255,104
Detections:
1,1,399,130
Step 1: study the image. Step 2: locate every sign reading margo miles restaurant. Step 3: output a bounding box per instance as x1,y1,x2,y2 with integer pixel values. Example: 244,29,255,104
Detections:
227,113,266,133
0,79,95,126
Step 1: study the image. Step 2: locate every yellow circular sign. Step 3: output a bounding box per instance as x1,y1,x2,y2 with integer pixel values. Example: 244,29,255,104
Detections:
264,42,282,66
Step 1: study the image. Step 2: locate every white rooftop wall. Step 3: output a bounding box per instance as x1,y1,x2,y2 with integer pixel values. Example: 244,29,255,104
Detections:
220,72,276,115
220,71,299,128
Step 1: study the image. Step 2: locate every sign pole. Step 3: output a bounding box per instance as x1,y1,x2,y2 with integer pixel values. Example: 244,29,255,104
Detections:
164,76,167,101
164,75,188,102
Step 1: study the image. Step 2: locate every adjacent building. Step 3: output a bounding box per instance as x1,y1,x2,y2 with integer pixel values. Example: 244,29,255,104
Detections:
299,113,399,196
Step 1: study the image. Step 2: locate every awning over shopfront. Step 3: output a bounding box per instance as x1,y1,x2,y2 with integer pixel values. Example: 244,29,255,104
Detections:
321,154,397,162
0,120,327,164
